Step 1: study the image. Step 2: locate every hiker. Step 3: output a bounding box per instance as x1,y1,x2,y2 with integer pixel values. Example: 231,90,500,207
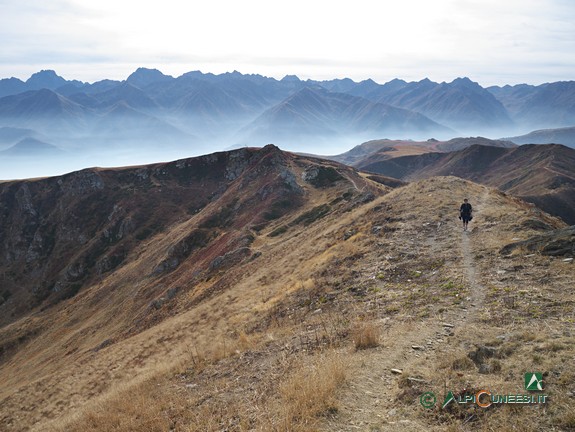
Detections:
459,198,473,231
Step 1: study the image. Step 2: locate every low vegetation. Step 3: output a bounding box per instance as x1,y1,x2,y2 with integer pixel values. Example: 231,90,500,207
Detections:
1,168,574,432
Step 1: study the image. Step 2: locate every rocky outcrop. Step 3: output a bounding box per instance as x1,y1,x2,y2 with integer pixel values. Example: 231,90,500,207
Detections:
302,165,344,188
500,226,575,257
209,247,253,271
153,229,213,274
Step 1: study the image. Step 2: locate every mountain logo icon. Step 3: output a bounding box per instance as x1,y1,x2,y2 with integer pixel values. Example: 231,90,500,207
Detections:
525,372,544,391
442,391,455,408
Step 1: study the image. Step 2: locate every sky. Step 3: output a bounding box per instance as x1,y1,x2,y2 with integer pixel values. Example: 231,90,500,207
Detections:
1,0,574,86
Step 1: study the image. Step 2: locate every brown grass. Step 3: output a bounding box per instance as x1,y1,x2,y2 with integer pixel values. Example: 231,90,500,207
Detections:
450,355,475,371
272,352,347,432
352,321,380,350
4,176,575,432
49,378,175,432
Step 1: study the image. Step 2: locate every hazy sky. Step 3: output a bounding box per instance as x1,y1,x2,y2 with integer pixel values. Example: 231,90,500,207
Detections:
1,0,574,86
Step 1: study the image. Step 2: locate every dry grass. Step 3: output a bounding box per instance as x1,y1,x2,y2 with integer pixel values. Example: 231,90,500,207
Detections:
352,320,380,350
272,352,347,432
4,176,575,432
450,355,475,371
49,349,348,432
48,377,174,432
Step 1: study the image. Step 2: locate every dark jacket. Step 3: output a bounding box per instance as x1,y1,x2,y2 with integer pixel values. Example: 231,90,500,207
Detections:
460,203,472,215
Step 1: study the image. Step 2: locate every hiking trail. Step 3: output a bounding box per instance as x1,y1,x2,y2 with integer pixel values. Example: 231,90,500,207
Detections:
322,185,493,431
460,188,490,319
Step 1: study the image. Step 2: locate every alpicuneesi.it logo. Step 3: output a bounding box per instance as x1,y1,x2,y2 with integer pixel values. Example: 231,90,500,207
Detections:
419,373,548,409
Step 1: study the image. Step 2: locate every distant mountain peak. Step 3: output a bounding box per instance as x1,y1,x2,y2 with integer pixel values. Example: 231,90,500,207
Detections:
451,77,480,88
388,78,407,85
281,74,301,82
130,67,167,75
126,68,173,88
1,137,63,156
28,69,61,80
26,70,68,91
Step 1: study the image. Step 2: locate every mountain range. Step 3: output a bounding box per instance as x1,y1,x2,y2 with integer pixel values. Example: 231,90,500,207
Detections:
1,68,575,179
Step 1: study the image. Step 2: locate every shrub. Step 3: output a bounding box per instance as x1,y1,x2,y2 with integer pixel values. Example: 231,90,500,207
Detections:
352,321,380,350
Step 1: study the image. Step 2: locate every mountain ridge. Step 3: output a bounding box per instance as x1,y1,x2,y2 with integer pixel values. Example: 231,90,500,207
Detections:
1,68,575,179
0,145,377,326
0,157,572,431
355,143,575,224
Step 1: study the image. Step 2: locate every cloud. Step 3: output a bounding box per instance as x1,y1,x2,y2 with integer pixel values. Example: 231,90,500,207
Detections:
0,0,574,85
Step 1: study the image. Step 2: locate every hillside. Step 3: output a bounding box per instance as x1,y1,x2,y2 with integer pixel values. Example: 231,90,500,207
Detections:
394,78,511,131
1,148,574,431
237,87,450,150
341,77,513,133
326,137,516,167
0,145,376,326
488,81,575,129
506,126,575,148
357,144,575,225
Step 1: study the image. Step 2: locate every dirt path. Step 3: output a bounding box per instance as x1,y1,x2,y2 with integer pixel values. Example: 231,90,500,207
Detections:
460,188,490,318
323,322,446,431
321,186,493,431
344,173,365,192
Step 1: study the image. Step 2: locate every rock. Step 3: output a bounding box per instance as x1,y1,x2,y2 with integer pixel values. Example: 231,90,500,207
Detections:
209,247,252,271
442,323,455,328
225,148,251,181
343,229,357,240
154,229,212,274
563,258,574,263
166,287,179,300
356,192,375,204
58,169,105,195
411,345,425,350
407,377,427,384
468,345,497,365
93,339,113,352
478,363,492,374
278,168,304,194
520,219,553,231
302,165,344,188
150,297,166,309
500,226,575,257
391,369,403,375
